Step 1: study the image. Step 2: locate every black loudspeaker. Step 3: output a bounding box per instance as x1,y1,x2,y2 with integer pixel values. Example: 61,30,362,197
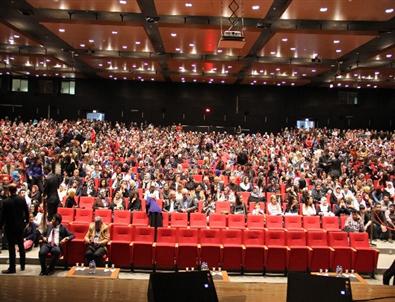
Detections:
148,271,218,302
287,272,352,302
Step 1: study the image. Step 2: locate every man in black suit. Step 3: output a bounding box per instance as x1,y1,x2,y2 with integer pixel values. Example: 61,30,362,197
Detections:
38,213,74,275
1,184,29,274
43,166,61,221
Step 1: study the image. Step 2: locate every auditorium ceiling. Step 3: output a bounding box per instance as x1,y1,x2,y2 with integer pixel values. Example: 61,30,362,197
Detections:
0,0,394,88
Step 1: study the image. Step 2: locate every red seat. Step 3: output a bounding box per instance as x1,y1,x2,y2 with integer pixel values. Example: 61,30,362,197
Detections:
199,229,222,269
130,226,154,269
239,192,251,204
215,201,231,214
154,228,177,270
248,202,265,213
349,232,379,276
303,216,321,230
322,216,340,231
246,214,265,230
58,208,74,225
284,215,303,230
67,222,90,266
132,211,148,226
74,209,93,223
78,197,95,209
227,214,245,229
209,213,227,229
192,174,203,183
243,229,265,272
265,229,288,273
306,230,332,272
176,228,199,269
286,230,309,272
170,212,188,228
221,229,243,271
95,209,112,224
328,232,353,271
190,212,207,229
109,225,133,268
340,215,349,229
266,215,283,229
162,211,169,227
113,210,131,225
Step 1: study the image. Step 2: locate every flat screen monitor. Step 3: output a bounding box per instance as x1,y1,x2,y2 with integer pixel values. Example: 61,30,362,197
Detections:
86,112,105,121
296,119,315,129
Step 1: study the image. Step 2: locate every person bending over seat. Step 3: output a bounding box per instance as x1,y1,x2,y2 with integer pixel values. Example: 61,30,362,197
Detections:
39,213,74,276
84,216,109,267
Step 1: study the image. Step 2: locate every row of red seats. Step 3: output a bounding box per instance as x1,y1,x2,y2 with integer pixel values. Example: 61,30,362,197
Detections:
64,224,378,276
58,208,348,231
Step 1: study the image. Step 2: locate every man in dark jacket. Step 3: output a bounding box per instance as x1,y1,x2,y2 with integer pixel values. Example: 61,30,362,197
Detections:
1,184,29,274
43,166,60,221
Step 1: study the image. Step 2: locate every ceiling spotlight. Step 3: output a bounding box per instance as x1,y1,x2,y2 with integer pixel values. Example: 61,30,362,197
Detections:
135,41,141,45
59,28,65,32
290,47,296,51
171,33,177,37
336,49,342,53
122,45,127,49
320,7,328,12
329,84,334,88
89,39,94,43
281,38,288,42
252,5,260,10
80,43,85,47
112,31,118,35
386,54,392,58
189,43,195,47
185,3,192,7
333,40,340,44
13,35,20,38
119,0,127,4
385,8,394,13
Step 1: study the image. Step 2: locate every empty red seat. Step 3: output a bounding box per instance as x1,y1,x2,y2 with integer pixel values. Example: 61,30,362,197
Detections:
199,229,222,269
284,215,303,230
243,229,265,272
109,225,133,268
303,216,321,230
190,212,207,229
113,210,131,225
162,211,169,227
286,230,309,272
322,216,340,231
306,230,332,272
67,222,90,266
131,226,155,269
58,208,74,225
349,232,379,276
132,211,148,226
74,208,93,223
328,231,353,271
154,228,177,270
266,215,283,229
170,212,188,228
227,214,245,229
78,197,95,209
95,209,112,224
246,214,265,230
215,201,231,214
209,213,227,229
265,229,288,273
192,175,203,183
221,229,243,271
176,228,199,269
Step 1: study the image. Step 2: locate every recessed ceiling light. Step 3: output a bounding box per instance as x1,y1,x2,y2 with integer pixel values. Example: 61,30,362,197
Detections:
185,3,192,7
336,49,342,53
89,39,94,43
119,0,127,4
312,69,316,72
98,63,103,67
135,41,141,45
171,33,177,37
217,49,223,53
337,83,342,87
374,85,378,88
252,5,260,10
112,31,118,35
290,47,296,51
221,80,225,83
320,7,328,12
367,84,371,87
357,86,361,89
386,54,392,58
385,8,394,13
281,38,288,42
80,43,85,47
189,43,195,47
375,71,380,75
329,84,334,88
270,51,276,55
333,40,340,44
176,48,181,51
276,68,280,71
59,28,65,32
13,35,20,38
291,83,295,86
228,65,232,69
122,45,127,49
193,79,197,82
345,84,349,88
302,73,307,76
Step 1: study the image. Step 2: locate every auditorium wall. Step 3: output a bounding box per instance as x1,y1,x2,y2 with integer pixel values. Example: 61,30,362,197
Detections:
0,76,394,132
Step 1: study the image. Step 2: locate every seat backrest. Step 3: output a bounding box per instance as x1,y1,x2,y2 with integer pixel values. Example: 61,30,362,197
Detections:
322,216,340,230
215,201,231,214
69,222,90,240
74,208,93,223
132,211,148,226
58,208,75,223
78,196,95,209
199,229,221,244
95,209,112,224
266,215,283,228
113,210,131,225
162,211,169,227
170,212,188,227
221,229,243,245
349,232,370,248
133,226,154,242
209,213,227,228
246,214,265,229
176,228,198,244
190,213,207,228
265,229,286,246
192,175,203,183
240,192,251,204
303,216,321,230
227,214,245,229
307,230,328,247
243,229,265,245
112,225,133,242
284,215,302,229
156,227,177,243
328,231,349,247
286,230,307,246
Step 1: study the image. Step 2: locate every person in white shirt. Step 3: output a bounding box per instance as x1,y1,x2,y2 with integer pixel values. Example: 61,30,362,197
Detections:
318,197,334,216
252,203,265,216
144,185,160,200
267,195,283,216
302,196,317,216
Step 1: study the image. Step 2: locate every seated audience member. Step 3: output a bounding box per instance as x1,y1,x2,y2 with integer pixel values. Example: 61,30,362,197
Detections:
343,209,365,233
29,185,41,215
381,195,393,211
22,214,38,251
267,195,283,216
144,184,160,200
302,196,317,216
202,195,216,215
318,196,334,216
232,194,247,215
128,191,141,212
110,191,125,211
372,203,389,240
146,197,163,227
38,214,74,275
334,199,351,216
80,178,97,197
358,204,371,231
64,188,77,208
385,203,395,242
163,191,177,213
84,216,109,267
330,186,344,205
311,183,325,203
384,182,395,201
239,176,252,192
285,196,299,215
176,188,197,214
92,189,110,209
248,186,265,203
251,202,265,216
